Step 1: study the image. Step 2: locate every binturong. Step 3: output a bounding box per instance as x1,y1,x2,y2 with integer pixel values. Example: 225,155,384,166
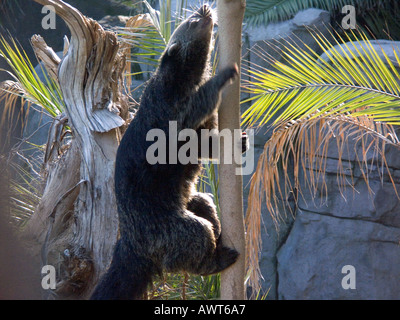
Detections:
90,4,242,300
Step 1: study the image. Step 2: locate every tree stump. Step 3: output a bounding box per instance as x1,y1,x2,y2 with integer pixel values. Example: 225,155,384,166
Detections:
23,0,130,299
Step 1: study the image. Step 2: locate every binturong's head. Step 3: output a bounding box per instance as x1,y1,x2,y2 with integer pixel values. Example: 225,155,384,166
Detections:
159,4,215,85
166,4,214,57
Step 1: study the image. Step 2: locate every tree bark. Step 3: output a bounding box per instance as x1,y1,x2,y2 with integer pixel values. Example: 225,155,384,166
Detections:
23,0,129,299
217,0,246,300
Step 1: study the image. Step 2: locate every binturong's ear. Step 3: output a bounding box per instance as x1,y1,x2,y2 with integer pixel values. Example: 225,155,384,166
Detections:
167,42,180,56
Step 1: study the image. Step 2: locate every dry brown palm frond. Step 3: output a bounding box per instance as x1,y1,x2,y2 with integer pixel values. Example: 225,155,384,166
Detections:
0,80,30,152
119,13,155,91
117,11,166,75
245,111,400,295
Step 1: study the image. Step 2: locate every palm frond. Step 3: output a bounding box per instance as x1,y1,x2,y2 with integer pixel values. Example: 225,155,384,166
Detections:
9,160,42,227
0,80,26,151
0,0,23,26
360,3,400,40
118,0,189,79
118,13,165,77
242,28,400,128
0,36,67,229
242,26,400,297
0,35,64,117
245,112,400,296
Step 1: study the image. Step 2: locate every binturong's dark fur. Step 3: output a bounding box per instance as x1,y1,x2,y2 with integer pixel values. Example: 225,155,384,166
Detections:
90,4,241,300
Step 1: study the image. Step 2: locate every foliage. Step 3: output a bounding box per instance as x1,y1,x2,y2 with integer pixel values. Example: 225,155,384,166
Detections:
8,161,42,227
244,0,393,26
150,272,221,300
117,0,189,79
0,35,65,227
0,35,64,118
0,0,224,299
242,26,400,296
354,0,400,40
0,0,23,26
242,28,400,127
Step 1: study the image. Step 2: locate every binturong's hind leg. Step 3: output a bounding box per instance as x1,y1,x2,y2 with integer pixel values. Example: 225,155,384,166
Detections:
198,240,239,276
187,192,220,239
162,212,238,276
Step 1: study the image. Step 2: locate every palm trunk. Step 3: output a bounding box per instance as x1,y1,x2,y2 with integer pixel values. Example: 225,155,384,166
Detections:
217,0,246,300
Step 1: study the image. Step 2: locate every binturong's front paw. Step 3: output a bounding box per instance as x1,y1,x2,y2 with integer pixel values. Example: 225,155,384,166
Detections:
216,246,239,272
215,63,239,89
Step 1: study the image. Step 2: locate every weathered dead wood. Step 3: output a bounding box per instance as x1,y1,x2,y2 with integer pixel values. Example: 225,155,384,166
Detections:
30,34,61,83
24,0,130,298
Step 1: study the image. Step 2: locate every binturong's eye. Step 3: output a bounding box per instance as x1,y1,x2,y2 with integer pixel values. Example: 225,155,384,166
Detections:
167,42,180,56
189,17,201,25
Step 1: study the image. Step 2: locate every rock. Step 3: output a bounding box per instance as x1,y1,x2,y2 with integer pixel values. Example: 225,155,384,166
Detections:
374,183,400,227
256,205,294,299
258,117,400,299
241,8,333,299
244,8,330,43
298,171,400,224
98,15,131,29
1,1,136,65
130,79,146,103
277,209,400,299
246,78,400,298
242,135,296,299
318,40,400,67
384,143,400,170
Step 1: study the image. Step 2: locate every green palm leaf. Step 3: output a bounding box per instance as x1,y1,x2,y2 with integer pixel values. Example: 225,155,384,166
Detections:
117,13,165,74
242,26,400,298
0,35,64,117
118,0,188,77
242,28,400,129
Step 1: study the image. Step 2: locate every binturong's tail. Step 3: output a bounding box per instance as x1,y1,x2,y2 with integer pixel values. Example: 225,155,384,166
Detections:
90,239,154,300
